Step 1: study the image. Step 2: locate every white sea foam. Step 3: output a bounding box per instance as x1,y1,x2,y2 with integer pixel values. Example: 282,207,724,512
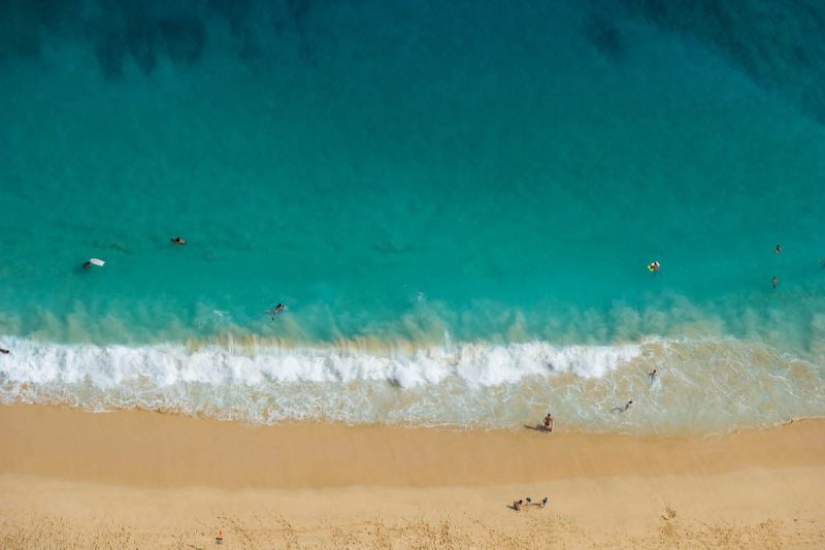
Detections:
1,336,823,434
0,337,640,388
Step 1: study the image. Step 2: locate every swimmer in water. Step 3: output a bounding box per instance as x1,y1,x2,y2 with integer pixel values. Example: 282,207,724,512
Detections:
270,303,286,319
647,261,660,273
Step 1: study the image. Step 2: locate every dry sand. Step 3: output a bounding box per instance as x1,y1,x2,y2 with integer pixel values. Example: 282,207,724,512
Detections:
0,404,823,549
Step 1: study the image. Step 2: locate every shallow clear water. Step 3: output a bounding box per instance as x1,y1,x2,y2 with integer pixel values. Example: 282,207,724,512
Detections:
1,0,824,434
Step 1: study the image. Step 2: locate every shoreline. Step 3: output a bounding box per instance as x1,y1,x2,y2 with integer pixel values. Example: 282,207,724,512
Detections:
1,405,824,488
1,405,824,548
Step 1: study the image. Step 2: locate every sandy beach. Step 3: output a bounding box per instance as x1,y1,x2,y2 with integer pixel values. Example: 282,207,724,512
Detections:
0,405,823,549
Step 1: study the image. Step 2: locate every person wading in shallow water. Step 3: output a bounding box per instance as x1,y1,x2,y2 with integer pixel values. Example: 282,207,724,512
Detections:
543,413,554,432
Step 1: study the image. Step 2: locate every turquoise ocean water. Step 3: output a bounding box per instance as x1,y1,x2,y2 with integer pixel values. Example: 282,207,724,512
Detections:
1,0,824,434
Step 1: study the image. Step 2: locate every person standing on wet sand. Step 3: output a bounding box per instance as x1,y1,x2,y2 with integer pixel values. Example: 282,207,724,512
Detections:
543,413,554,432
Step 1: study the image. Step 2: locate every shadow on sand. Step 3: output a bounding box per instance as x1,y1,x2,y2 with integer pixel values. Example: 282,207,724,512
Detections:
524,424,551,433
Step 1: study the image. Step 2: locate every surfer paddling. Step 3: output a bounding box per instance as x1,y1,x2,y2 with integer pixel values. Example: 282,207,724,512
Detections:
170,236,187,245
82,258,105,269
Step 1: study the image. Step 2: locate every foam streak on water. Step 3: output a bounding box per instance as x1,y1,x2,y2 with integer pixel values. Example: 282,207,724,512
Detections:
1,336,822,435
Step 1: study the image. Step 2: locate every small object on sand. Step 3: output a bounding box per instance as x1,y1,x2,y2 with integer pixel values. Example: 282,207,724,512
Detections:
215,528,223,545
540,497,549,508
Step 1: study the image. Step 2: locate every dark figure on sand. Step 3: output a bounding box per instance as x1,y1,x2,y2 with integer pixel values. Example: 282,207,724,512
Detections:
513,497,548,511
543,413,554,432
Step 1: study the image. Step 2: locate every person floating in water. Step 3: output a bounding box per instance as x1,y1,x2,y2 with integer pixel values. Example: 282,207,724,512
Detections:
647,261,660,273
170,236,187,245
775,244,782,255
270,303,286,319
771,276,779,289
543,413,554,432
